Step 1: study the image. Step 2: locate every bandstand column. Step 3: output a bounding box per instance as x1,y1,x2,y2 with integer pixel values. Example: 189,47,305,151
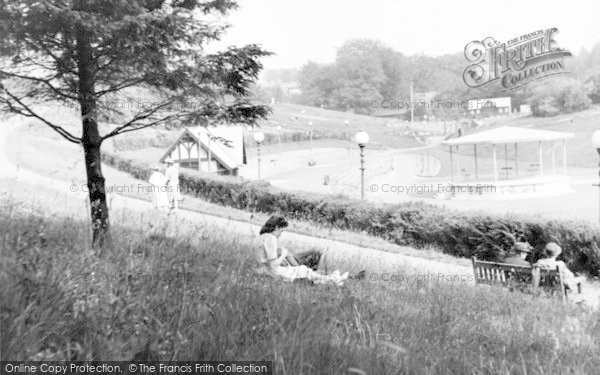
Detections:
456,145,461,180
514,143,518,176
538,141,544,175
449,145,454,183
562,139,567,174
473,144,478,179
504,143,508,179
551,141,556,174
492,144,498,182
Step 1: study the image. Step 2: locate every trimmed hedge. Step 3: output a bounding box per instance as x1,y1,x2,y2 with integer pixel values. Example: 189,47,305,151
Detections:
111,129,349,152
102,152,600,276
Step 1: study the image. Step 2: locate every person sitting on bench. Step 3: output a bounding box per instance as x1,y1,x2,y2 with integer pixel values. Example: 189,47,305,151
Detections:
503,242,533,267
534,242,585,293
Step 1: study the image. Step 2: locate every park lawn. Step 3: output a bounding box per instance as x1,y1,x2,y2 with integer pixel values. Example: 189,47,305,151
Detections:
1,195,599,374
255,102,422,149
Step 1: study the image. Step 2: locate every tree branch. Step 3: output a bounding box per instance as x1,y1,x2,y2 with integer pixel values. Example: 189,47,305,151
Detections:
0,69,79,101
95,77,146,98
101,99,176,140
104,113,182,138
1,89,81,144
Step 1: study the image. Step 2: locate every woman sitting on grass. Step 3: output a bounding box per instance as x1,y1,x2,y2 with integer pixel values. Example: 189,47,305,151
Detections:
255,214,364,285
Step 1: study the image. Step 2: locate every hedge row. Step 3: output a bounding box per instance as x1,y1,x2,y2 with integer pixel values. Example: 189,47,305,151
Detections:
102,152,600,276
111,134,177,151
111,129,347,151
255,130,338,145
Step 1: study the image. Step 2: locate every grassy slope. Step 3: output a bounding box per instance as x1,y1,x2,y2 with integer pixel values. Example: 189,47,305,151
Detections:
255,102,421,149
99,98,422,151
1,196,599,373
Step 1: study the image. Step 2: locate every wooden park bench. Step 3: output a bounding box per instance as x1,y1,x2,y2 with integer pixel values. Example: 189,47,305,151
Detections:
471,257,578,302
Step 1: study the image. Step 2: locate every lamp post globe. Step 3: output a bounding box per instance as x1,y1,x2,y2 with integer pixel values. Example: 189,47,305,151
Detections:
355,130,370,146
592,130,600,149
253,131,265,144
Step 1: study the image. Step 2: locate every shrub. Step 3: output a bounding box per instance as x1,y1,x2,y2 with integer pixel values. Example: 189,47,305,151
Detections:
585,73,600,104
102,152,600,276
111,133,176,151
529,78,592,117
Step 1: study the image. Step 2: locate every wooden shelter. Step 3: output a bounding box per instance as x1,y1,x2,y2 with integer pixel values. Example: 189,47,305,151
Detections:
160,126,246,176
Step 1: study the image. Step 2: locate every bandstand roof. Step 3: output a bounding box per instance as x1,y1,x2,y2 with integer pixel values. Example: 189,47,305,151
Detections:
442,126,574,146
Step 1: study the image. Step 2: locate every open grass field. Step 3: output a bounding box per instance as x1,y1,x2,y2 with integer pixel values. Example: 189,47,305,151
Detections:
2,195,600,373
253,102,421,149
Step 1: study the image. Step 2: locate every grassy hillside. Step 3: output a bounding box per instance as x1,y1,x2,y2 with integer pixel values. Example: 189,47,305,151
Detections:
254,102,421,149
2,197,599,373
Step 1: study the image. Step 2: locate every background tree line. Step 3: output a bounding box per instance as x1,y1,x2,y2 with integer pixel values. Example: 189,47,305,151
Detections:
256,39,600,118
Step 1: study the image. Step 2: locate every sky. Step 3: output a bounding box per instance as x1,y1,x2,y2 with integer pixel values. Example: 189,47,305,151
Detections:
210,0,600,72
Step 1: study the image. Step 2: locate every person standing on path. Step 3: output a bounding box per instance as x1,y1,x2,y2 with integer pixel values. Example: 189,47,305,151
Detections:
148,165,169,210
164,157,182,211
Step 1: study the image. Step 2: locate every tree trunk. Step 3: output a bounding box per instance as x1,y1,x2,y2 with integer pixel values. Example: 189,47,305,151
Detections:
83,129,111,248
76,9,111,249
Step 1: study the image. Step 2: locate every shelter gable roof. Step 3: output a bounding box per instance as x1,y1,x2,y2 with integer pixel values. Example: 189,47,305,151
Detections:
160,126,245,170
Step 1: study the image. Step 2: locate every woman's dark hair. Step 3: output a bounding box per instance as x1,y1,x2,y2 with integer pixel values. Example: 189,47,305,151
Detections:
259,214,288,234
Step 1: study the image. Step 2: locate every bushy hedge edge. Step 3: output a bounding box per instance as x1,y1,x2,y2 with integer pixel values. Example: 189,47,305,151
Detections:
102,152,600,275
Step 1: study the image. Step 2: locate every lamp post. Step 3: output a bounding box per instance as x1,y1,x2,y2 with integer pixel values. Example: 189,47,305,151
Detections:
355,130,370,200
308,121,314,150
277,125,282,157
591,130,600,222
254,131,265,179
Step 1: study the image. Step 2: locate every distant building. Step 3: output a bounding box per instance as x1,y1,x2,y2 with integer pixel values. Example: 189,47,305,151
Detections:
371,108,407,119
519,104,531,114
281,82,301,95
468,97,511,116
160,126,246,176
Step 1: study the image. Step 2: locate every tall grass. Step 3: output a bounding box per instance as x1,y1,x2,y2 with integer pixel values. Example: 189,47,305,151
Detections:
1,198,599,374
